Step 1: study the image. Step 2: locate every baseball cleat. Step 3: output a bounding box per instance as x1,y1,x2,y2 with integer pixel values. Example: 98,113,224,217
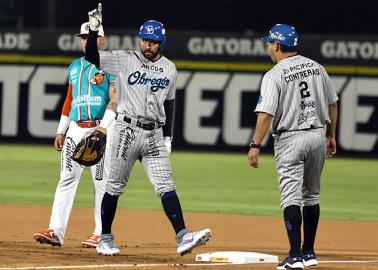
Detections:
33,228,61,247
81,234,101,248
177,228,212,256
96,234,120,256
277,256,304,270
302,251,318,266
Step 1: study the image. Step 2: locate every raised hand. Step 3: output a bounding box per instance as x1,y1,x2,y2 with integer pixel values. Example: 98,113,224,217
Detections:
88,3,102,31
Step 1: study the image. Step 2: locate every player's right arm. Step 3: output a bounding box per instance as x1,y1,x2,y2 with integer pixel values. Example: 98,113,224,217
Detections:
249,73,277,168
85,3,101,67
248,112,273,168
54,83,72,151
85,29,100,68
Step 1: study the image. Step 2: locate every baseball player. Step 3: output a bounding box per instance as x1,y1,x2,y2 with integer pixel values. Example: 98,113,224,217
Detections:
84,4,211,256
33,22,116,248
248,24,338,270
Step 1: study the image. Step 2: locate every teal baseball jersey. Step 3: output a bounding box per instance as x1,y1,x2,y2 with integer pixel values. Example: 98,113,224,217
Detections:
68,57,115,121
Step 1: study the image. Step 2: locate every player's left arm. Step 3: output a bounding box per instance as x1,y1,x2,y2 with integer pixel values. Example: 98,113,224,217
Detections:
326,102,338,158
163,99,175,138
162,69,177,154
162,99,175,154
248,112,273,168
96,81,117,134
321,66,338,158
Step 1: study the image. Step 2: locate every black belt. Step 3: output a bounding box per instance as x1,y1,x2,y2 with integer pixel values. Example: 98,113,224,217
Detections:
118,115,160,131
274,126,323,135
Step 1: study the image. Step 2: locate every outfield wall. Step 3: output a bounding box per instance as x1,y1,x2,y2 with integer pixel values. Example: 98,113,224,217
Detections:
0,30,377,157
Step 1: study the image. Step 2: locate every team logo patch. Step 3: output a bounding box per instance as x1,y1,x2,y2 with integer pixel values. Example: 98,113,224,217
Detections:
270,31,285,41
147,25,154,34
91,72,104,85
285,221,292,230
257,96,263,105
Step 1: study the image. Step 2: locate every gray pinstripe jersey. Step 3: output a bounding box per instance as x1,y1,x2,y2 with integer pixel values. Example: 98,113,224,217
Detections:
99,50,177,124
255,55,338,134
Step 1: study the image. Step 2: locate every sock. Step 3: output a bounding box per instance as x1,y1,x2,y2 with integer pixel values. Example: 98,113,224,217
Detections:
283,205,302,257
161,191,186,234
101,192,119,234
302,204,320,253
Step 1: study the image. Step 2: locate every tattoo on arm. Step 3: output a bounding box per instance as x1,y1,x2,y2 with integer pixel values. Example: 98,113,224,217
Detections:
107,82,117,112
107,102,117,112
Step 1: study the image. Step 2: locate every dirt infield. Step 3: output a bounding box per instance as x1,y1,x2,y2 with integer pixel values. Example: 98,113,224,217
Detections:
0,204,377,269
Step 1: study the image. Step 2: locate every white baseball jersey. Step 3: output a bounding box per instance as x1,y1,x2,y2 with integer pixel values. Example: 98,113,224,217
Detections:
99,50,177,124
255,55,338,134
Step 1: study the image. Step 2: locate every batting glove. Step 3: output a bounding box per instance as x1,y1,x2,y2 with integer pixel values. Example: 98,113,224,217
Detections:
88,3,102,31
163,136,172,154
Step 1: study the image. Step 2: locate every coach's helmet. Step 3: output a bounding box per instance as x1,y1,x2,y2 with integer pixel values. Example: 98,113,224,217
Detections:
261,24,298,47
138,20,166,50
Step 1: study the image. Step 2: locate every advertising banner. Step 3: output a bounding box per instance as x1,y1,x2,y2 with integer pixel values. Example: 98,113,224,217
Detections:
0,30,377,157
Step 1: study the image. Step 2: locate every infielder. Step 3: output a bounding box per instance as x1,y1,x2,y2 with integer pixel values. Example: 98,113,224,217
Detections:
84,4,211,256
34,22,116,248
248,24,338,270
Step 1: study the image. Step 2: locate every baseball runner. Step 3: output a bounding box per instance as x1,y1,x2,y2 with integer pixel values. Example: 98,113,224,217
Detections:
248,24,338,270
84,4,211,256
33,22,116,248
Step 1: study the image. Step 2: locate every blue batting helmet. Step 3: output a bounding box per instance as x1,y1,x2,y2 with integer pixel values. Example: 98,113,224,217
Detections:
138,20,166,50
261,24,298,47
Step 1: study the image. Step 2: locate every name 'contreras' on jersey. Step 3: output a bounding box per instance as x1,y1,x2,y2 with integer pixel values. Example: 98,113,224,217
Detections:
255,55,338,134
99,50,177,125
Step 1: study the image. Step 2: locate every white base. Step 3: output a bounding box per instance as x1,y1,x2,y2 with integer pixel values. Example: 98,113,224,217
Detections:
195,251,278,264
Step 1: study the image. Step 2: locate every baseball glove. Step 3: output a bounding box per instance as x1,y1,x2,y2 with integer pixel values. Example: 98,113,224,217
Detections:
72,130,106,166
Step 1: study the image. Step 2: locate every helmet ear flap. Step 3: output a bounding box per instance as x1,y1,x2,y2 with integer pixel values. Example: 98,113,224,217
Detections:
159,38,166,50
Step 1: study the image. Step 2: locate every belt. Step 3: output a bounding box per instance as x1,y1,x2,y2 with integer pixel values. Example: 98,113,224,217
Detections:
76,120,101,128
118,115,160,131
274,126,323,135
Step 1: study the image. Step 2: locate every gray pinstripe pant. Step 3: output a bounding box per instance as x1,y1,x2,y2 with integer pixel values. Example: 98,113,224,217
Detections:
105,119,176,197
274,128,327,210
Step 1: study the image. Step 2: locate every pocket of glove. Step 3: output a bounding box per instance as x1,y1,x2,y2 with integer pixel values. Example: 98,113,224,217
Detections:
72,130,106,166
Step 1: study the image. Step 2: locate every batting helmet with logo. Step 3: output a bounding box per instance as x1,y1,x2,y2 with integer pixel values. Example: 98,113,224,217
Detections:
138,20,166,50
261,24,298,47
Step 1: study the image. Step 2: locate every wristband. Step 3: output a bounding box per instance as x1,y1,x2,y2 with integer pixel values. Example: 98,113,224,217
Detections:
99,109,116,129
89,25,99,32
56,115,70,135
249,140,261,149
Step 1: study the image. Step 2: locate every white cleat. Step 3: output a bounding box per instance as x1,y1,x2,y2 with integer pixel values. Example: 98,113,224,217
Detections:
96,234,120,256
302,251,318,266
177,228,212,256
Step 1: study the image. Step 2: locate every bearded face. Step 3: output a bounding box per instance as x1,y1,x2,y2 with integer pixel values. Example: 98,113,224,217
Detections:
140,39,161,61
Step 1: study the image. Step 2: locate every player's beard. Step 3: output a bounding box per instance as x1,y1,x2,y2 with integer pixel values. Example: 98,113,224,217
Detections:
142,49,160,61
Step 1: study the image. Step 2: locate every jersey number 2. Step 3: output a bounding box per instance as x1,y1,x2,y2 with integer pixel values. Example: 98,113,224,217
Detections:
299,81,310,98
